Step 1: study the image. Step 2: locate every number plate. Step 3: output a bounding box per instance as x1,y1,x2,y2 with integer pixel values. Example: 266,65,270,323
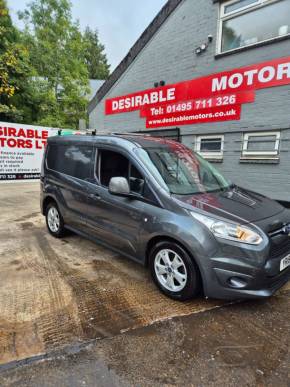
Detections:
280,254,290,272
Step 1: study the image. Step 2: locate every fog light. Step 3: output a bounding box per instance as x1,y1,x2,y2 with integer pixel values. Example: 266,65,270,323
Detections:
228,277,248,289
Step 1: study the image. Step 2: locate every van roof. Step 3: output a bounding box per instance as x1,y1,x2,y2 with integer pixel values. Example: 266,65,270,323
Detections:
47,133,180,149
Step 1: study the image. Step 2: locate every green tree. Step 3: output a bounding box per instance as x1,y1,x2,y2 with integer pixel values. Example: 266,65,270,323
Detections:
83,27,110,79
19,0,90,128
0,0,31,122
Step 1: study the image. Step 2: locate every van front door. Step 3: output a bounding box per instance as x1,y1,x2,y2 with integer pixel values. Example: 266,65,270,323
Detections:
85,148,147,260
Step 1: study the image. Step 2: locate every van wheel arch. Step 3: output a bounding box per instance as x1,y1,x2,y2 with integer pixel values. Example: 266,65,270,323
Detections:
42,196,57,216
146,236,204,294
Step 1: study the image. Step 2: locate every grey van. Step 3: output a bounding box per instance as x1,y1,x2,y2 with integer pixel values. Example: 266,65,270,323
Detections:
41,134,290,301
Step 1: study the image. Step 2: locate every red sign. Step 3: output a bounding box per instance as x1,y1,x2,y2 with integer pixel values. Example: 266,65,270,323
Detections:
146,106,241,128
140,91,255,118
105,56,290,127
0,126,48,149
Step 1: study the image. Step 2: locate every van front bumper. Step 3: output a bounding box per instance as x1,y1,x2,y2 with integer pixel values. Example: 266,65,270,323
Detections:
205,264,290,300
205,253,290,300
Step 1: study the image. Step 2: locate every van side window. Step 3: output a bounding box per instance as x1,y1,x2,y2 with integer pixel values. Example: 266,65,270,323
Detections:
129,164,145,195
98,149,145,195
98,150,129,186
47,144,93,180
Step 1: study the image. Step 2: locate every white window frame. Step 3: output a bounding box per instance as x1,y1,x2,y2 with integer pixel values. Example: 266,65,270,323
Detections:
242,131,281,158
195,135,224,160
221,0,261,17
217,0,289,54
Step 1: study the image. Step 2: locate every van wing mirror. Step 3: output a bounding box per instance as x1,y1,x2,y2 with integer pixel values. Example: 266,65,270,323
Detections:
109,177,130,196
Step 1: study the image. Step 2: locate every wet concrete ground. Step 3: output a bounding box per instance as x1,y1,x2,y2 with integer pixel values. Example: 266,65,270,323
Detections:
0,182,289,386
1,293,289,386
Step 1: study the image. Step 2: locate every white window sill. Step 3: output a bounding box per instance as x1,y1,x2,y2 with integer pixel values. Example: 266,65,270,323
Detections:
202,156,224,163
240,157,280,164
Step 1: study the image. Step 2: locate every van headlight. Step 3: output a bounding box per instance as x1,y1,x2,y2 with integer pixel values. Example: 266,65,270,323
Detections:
191,212,263,245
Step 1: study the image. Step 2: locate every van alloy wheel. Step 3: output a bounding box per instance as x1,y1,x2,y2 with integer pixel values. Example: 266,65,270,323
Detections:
150,241,201,301
45,202,66,238
154,249,188,292
47,206,60,233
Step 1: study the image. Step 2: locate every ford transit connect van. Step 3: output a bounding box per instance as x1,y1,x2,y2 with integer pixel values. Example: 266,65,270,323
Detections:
41,134,290,300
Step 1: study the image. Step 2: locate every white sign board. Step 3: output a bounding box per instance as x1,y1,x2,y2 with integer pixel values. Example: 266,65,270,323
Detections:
0,122,60,181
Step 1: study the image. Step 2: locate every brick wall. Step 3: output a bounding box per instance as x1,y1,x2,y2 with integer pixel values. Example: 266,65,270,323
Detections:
89,0,290,202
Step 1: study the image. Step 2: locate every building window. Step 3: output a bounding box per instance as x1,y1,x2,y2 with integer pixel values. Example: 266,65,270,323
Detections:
241,131,281,158
195,135,224,160
218,0,290,54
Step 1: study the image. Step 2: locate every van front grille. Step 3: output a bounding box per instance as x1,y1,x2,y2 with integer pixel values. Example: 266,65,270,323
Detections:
269,237,290,259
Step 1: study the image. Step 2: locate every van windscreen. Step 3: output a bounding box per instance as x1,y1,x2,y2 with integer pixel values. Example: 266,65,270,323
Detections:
135,144,230,195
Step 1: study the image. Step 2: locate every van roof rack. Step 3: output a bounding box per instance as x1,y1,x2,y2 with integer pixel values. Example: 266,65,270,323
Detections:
84,131,149,137
82,130,151,138
85,130,114,136
111,132,149,137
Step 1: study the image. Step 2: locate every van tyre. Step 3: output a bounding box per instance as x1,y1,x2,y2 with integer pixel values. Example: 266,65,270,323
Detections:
149,241,201,301
46,202,66,238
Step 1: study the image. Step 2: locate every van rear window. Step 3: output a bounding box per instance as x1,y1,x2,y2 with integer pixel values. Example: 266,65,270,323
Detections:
47,144,93,180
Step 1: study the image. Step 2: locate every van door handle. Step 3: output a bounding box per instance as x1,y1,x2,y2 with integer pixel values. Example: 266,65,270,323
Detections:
88,193,102,200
